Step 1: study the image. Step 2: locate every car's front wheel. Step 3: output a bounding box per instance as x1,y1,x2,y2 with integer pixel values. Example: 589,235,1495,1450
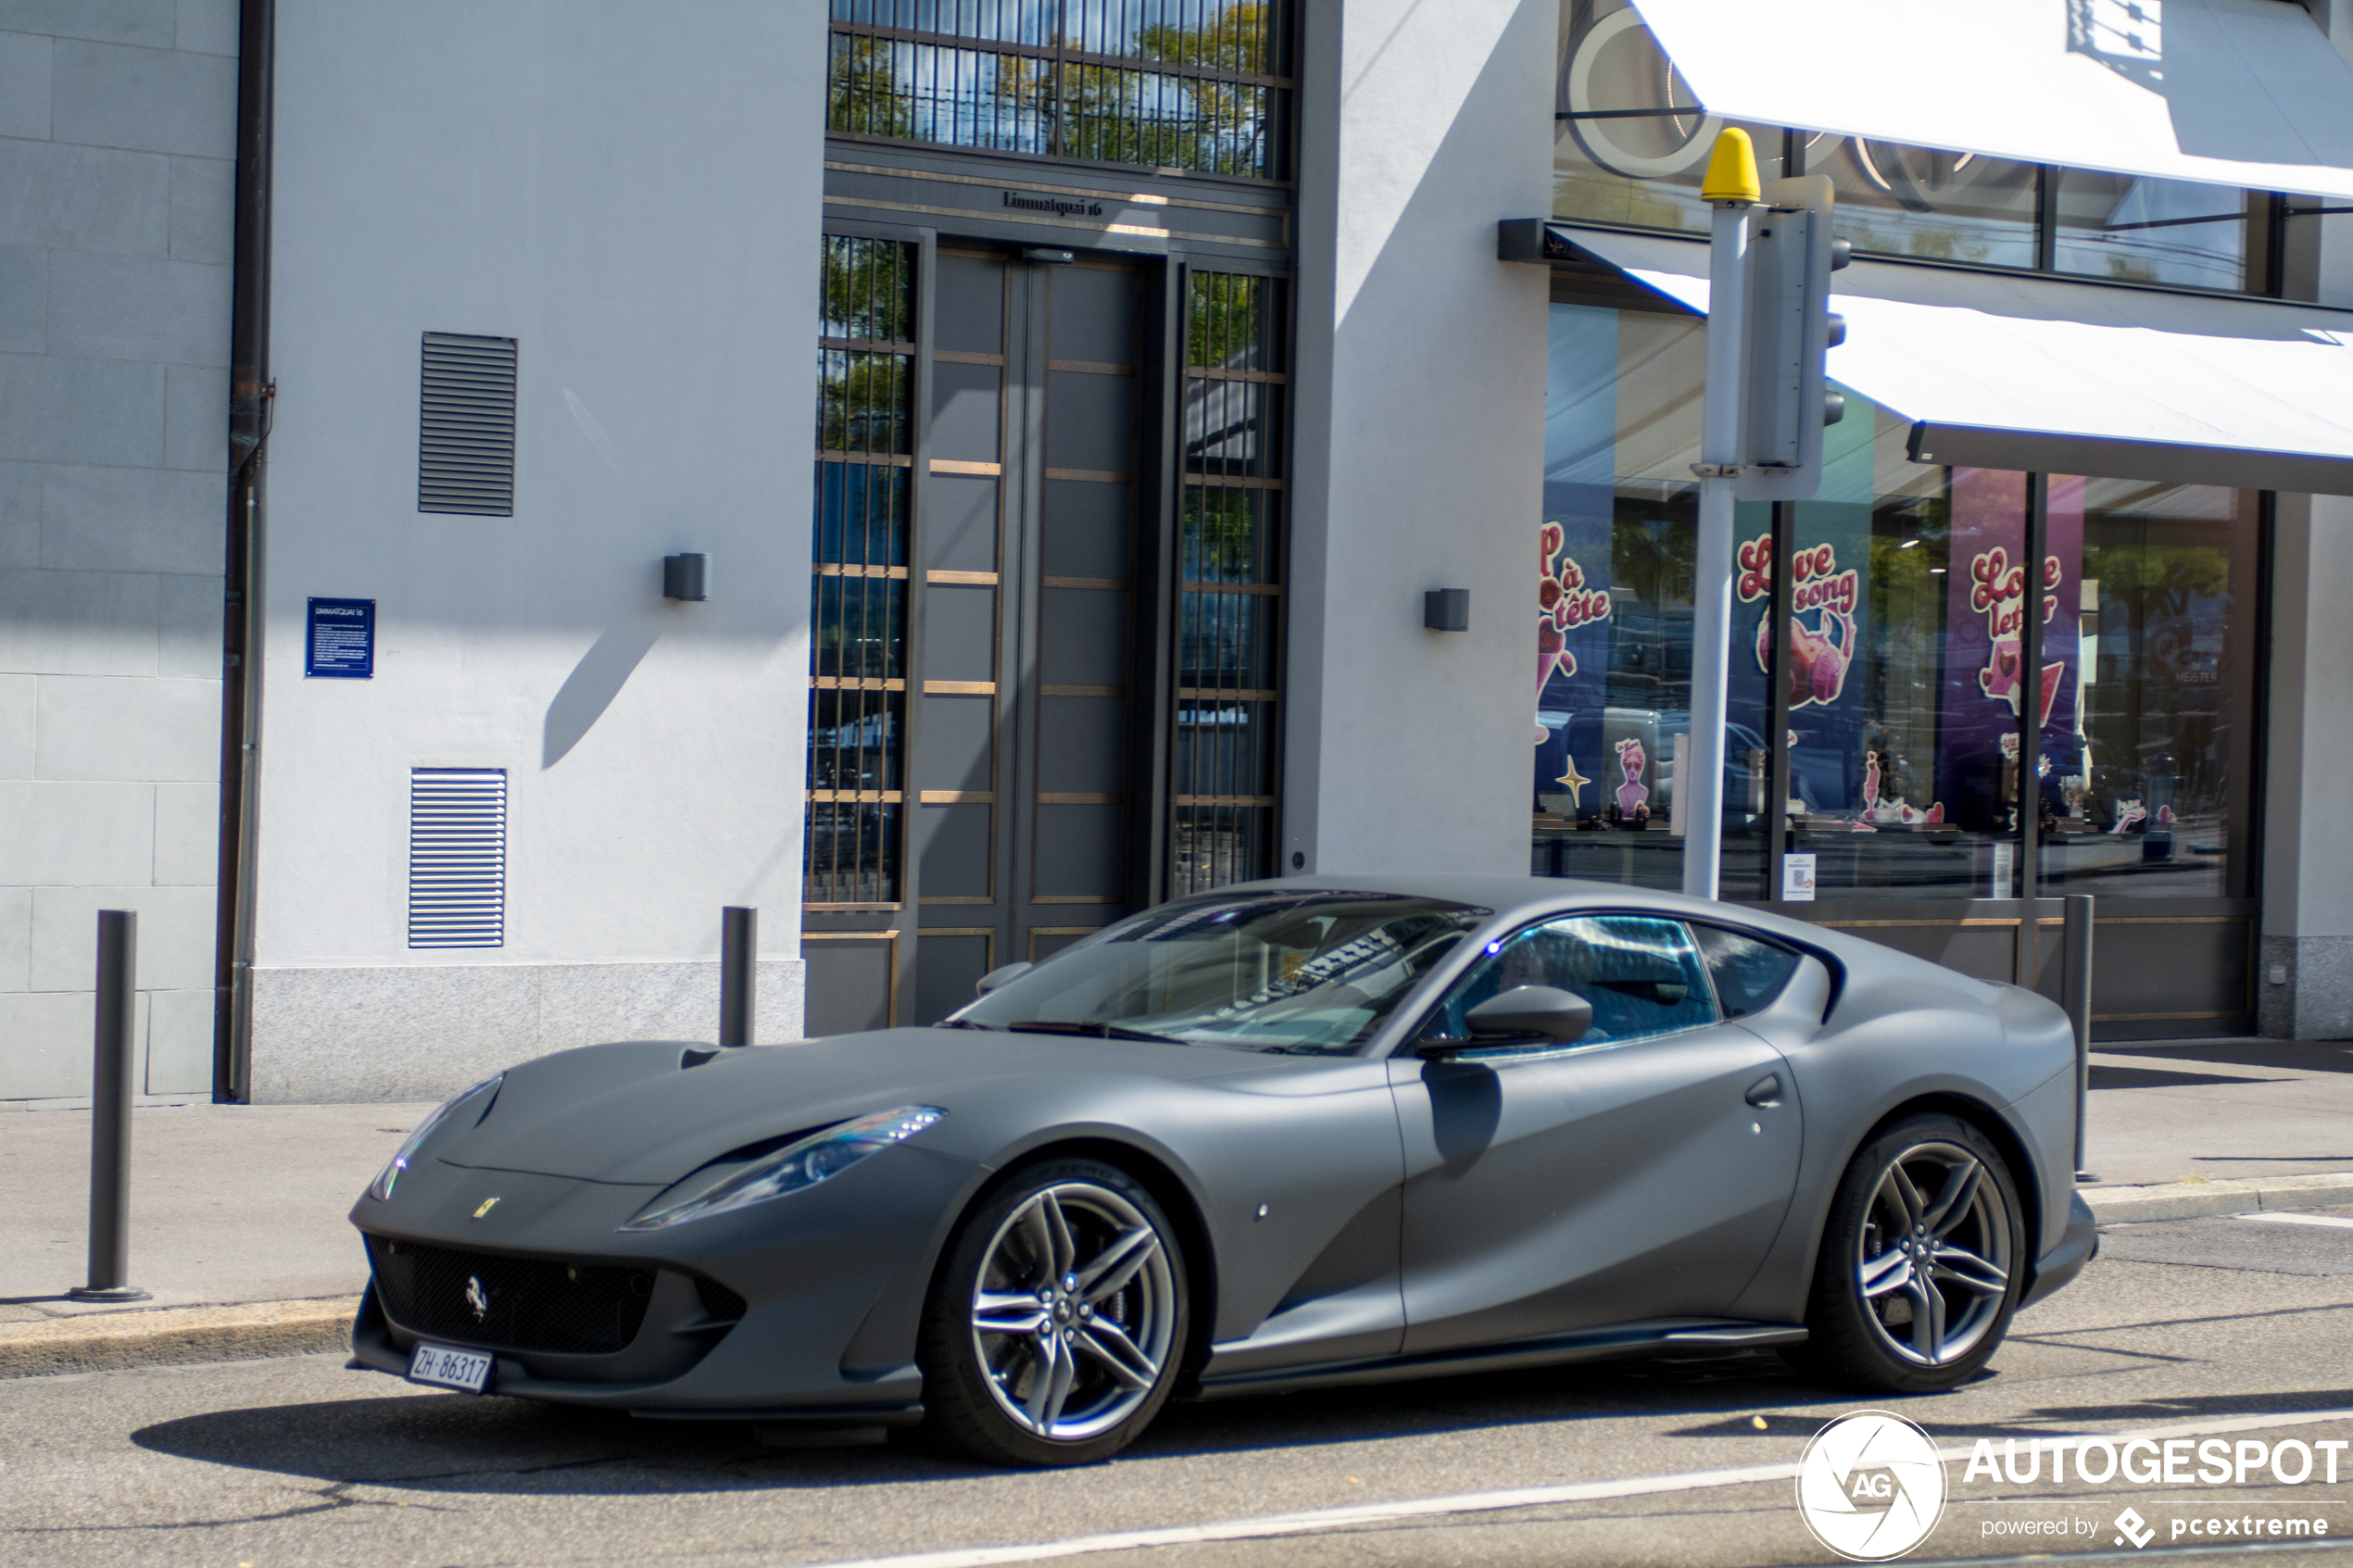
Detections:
918,1159,1189,1466
1786,1111,2024,1393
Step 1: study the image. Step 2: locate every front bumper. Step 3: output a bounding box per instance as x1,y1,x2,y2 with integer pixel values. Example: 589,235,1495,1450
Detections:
346,1141,980,1421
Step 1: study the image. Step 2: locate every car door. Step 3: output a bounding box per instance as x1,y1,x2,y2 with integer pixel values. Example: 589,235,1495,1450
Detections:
1390,913,1802,1355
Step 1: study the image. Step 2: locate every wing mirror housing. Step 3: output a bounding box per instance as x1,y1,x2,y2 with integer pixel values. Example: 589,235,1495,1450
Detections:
1421,985,1594,1055
975,961,1033,997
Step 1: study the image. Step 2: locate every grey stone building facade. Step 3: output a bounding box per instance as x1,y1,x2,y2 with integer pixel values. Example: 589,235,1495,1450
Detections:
1,0,235,1098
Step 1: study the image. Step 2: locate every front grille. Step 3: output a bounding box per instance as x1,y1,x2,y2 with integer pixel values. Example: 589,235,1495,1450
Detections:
368,1236,655,1354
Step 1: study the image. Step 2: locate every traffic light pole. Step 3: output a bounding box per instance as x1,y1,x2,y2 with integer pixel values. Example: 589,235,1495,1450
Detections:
1682,132,1758,901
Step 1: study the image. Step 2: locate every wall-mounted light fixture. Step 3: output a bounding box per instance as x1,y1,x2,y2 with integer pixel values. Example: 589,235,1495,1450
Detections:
663,553,710,602
1424,588,1469,632
1023,247,1076,265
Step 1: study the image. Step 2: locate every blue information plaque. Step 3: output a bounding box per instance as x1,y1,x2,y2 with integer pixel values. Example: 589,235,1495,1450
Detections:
306,597,375,678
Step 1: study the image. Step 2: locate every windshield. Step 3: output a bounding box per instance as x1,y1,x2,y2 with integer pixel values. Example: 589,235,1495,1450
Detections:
948,890,1491,1055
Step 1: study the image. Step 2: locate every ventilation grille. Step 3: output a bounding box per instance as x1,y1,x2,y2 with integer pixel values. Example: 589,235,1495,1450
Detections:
409,769,506,948
419,332,518,516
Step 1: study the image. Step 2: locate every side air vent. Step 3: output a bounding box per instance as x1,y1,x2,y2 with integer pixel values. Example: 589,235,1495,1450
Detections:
409,769,507,948
419,332,518,516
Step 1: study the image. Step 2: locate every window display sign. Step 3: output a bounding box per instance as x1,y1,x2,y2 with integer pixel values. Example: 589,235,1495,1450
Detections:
1936,470,2083,834
1535,518,1617,822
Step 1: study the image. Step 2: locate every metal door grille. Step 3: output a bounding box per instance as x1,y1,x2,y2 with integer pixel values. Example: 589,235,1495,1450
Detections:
419,332,519,516
827,0,1290,180
1172,270,1286,895
409,769,507,948
806,237,915,905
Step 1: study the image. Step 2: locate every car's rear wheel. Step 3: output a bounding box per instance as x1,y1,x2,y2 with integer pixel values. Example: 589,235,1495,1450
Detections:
1785,1111,2023,1393
919,1159,1188,1466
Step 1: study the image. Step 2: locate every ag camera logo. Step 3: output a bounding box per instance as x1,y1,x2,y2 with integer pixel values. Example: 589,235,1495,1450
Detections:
1797,1411,1947,1562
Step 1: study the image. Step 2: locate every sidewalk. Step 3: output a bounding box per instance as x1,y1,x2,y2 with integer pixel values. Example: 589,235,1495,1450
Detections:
3,1036,2349,1376
0,1101,425,1375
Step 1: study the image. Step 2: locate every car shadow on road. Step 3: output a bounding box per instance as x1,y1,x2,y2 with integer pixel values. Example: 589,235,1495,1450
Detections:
132,1351,1885,1494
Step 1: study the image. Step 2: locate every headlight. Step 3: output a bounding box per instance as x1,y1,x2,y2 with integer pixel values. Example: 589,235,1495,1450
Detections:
621,1106,945,1232
367,1074,502,1201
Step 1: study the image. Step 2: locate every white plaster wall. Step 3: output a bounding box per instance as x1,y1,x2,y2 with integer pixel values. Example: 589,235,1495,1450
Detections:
1285,0,1555,878
256,1,825,1097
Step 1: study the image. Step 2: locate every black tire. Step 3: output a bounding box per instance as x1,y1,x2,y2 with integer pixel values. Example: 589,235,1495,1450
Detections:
918,1158,1189,1467
1783,1111,2025,1394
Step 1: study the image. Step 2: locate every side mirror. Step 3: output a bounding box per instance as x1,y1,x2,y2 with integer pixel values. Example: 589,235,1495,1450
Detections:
1427,985,1593,1053
975,961,1033,997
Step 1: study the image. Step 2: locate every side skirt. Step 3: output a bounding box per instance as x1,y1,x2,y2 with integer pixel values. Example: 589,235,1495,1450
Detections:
1190,1320,1808,1401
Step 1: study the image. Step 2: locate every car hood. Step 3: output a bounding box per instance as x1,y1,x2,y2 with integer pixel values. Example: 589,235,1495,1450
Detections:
426,1029,1297,1186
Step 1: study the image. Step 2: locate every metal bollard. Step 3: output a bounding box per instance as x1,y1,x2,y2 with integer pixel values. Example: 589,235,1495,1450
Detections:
69,909,148,1303
720,906,756,1047
2062,894,2096,1182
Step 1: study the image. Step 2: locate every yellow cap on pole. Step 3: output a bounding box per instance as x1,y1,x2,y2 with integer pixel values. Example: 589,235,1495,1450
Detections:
1699,127,1761,206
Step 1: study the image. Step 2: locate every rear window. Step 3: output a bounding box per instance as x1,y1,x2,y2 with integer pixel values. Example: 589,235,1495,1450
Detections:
1692,924,1805,1019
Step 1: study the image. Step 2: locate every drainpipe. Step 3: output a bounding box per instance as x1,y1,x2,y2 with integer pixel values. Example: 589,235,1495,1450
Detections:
213,0,274,1103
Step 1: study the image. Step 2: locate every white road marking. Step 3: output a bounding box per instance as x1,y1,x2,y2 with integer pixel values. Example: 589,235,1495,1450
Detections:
799,1408,2353,1568
2237,1211,2353,1231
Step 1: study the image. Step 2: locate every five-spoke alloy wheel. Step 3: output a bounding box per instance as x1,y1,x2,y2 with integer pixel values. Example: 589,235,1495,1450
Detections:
921,1159,1189,1465
1787,1111,2023,1393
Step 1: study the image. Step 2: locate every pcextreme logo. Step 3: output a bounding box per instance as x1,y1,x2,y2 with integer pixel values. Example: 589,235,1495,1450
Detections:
1796,1411,1947,1562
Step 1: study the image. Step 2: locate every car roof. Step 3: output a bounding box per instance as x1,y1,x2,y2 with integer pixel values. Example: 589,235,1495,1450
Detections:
1213,872,1866,958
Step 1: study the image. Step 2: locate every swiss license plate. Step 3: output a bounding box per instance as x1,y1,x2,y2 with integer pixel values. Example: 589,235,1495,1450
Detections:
407,1341,494,1393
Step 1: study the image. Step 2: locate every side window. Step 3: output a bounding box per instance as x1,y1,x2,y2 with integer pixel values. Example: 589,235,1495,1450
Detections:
1427,914,1718,1048
1692,924,1805,1019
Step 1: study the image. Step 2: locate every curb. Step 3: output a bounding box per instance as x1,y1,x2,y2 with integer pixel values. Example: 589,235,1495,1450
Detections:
0,1296,358,1379
2084,1171,2353,1225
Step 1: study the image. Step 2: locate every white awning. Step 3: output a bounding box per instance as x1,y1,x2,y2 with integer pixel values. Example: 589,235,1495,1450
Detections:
1555,223,2353,494
1629,0,2353,201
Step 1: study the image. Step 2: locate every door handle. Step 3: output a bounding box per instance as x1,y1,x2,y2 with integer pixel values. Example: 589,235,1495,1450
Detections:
1744,1073,1782,1107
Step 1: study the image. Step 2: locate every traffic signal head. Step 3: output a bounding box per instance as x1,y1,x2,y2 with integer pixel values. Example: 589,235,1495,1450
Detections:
1735,184,1848,502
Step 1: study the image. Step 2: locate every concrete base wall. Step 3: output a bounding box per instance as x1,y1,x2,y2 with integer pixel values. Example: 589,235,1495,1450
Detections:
249,958,805,1103
2258,935,2353,1042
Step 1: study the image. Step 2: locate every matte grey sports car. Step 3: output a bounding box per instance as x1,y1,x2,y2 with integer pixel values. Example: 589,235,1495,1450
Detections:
348,875,2096,1465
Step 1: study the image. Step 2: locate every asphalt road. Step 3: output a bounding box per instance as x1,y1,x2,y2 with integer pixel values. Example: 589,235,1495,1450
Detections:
9,1215,2353,1568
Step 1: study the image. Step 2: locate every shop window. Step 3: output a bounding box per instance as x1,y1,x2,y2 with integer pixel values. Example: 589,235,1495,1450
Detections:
2041,482,2258,898
2053,170,2247,291
1552,2,2266,296
1535,301,1769,893
829,0,1290,181
807,235,915,907
1818,138,2041,269
1771,422,2031,898
1538,295,2260,906
1554,0,1781,236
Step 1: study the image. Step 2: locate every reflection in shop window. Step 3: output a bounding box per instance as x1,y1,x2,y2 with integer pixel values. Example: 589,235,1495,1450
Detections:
1552,2,2264,296
1819,137,2040,268
1535,302,1769,894
1768,438,2033,899
2054,171,2246,290
2043,482,2256,898
1553,0,1780,234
